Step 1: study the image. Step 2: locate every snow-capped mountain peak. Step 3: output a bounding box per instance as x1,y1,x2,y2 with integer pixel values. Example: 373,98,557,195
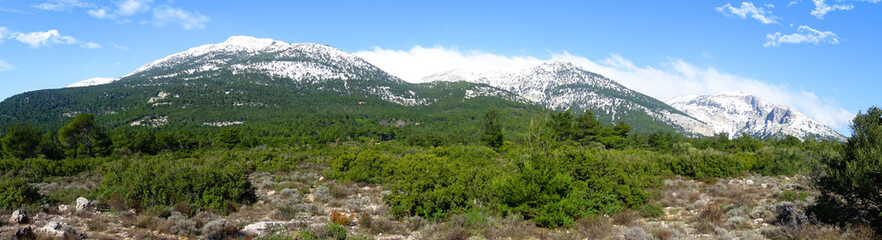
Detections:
67,77,119,88
122,36,380,81
421,61,706,133
666,93,845,140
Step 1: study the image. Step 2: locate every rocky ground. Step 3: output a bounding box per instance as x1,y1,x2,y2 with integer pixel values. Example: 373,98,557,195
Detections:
0,169,875,240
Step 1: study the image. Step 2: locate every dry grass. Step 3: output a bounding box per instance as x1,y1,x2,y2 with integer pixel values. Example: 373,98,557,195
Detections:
695,205,725,234
613,210,641,226
329,210,354,226
572,216,616,239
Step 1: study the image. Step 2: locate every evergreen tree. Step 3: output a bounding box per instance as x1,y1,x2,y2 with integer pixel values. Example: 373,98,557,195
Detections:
1,124,42,160
39,132,65,160
597,121,631,149
481,109,503,148
58,114,101,157
815,107,882,231
573,110,602,144
216,128,241,149
549,109,575,141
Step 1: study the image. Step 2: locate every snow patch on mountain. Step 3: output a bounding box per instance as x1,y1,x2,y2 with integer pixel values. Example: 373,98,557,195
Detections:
120,36,425,106
422,62,705,132
123,36,378,81
67,77,118,88
666,92,845,140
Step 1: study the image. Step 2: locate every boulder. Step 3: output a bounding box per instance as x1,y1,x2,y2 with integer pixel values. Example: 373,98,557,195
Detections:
10,209,28,224
39,222,66,238
75,197,92,211
243,221,287,236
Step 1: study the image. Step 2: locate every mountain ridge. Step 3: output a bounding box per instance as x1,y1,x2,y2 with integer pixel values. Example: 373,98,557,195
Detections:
666,92,845,140
421,61,710,134
6,36,845,140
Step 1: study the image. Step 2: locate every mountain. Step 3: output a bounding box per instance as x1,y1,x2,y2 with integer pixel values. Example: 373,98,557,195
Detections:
421,63,709,134
0,36,542,139
666,92,845,141
67,77,119,88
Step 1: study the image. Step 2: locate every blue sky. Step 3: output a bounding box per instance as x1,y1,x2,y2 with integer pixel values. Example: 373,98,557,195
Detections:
0,0,880,134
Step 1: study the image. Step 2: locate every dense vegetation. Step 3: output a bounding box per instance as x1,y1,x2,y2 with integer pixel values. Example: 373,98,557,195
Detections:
0,106,878,237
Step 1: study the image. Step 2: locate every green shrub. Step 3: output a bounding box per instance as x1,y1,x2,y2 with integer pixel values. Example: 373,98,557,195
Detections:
0,177,40,210
97,156,257,214
753,147,809,176
492,147,649,227
662,150,748,179
778,190,809,202
383,146,498,219
640,203,665,218
329,150,390,183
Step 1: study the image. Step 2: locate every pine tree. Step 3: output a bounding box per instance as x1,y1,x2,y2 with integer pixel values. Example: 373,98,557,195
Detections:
815,107,882,231
548,109,575,141
216,128,241,149
481,109,503,148
58,114,101,157
1,124,42,160
574,110,602,144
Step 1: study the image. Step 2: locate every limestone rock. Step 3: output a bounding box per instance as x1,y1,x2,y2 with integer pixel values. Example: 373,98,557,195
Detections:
75,197,92,211
10,209,28,224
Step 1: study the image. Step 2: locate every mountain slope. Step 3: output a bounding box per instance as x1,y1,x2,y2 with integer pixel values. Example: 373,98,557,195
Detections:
0,36,545,140
421,62,709,134
666,92,845,140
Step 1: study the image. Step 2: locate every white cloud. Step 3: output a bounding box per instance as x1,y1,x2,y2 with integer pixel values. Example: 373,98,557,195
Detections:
152,5,210,30
81,42,102,49
86,1,208,30
716,2,779,24
355,46,544,81
88,8,112,19
788,1,799,7
0,7,22,13
0,27,9,44
0,60,13,71
33,0,94,11
111,43,130,51
764,25,840,47
117,0,153,16
355,46,854,130
8,29,100,49
811,0,853,19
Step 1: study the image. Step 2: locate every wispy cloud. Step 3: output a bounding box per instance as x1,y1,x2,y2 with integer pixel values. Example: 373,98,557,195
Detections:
111,43,130,51
764,25,840,47
0,7,22,13
86,0,209,30
716,2,779,24
355,46,855,131
0,27,9,44
4,28,101,49
811,0,854,19
0,59,13,72
32,0,94,11
152,5,210,30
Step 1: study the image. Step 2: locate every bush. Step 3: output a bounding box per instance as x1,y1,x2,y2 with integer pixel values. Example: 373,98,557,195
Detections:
640,203,665,218
97,156,257,215
0,177,40,210
329,150,390,183
383,146,499,219
753,147,810,176
330,210,354,226
298,223,347,240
